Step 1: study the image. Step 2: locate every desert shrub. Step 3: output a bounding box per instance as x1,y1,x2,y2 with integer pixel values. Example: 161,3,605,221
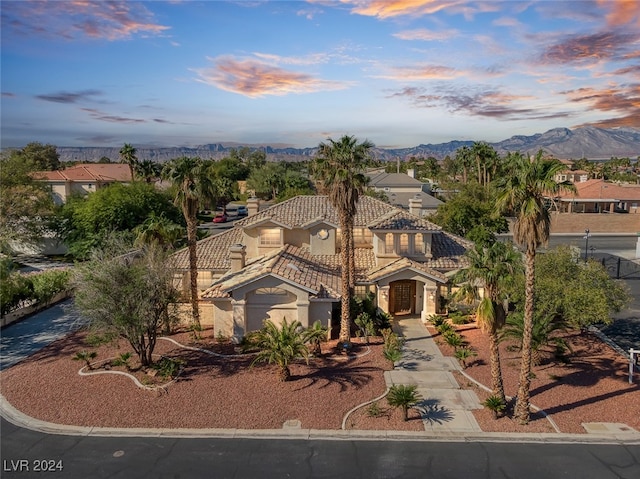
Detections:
483,395,506,419
387,384,422,421
455,347,477,368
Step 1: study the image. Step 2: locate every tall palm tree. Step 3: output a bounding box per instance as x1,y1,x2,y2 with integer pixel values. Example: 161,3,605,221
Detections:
119,143,138,181
454,241,522,405
135,159,161,183
495,150,575,424
162,157,215,328
312,135,373,342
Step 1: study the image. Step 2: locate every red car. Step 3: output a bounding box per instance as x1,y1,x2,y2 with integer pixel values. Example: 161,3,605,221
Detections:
213,213,228,223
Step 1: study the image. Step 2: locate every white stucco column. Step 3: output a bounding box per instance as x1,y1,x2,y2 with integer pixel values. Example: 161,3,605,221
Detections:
378,285,390,314
231,299,246,342
423,284,437,319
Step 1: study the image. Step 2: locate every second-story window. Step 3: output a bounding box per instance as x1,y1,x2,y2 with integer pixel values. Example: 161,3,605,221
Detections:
399,233,410,254
384,233,394,254
353,228,372,245
260,228,282,246
415,233,425,254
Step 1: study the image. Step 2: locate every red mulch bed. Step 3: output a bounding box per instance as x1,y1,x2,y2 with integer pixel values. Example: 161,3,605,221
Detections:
431,322,640,434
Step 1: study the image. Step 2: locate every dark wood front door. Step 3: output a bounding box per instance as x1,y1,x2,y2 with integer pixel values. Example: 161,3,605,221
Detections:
390,280,415,316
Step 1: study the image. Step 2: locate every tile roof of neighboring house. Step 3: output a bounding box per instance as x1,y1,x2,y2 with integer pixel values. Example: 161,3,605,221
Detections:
235,195,424,230
368,172,424,188
386,191,443,209
555,179,640,201
33,163,132,182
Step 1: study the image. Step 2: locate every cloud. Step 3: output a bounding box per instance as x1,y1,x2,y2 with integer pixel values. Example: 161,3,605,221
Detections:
597,0,640,27
253,52,331,66
341,0,498,19
387,85,568,121
36,89,102,104
562,83,640,128
538,32,639,66
80,108,145,124
381,64,464,81
392,28,458,42
2,92,16,98
1,1,169,41
192,56,351,97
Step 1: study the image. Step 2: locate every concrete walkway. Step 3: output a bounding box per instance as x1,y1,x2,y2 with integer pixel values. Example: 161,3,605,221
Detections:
386,317,483,433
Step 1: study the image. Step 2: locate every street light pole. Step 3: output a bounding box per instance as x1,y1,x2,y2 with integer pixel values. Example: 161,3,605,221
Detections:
583,228,590,261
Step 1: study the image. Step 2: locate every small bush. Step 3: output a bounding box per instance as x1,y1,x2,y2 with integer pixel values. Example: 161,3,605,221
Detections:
449,312,470,325
152,357,184,379
428,315,447,327
436,322,454,335
483,395,506,419
387,384,422,421
455,347,477,368
366,402,383,418
443,331,465,349
111,352,132,370
72,350,97,369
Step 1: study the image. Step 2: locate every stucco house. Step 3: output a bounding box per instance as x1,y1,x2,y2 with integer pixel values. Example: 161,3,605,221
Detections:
553,179,640,214
33,163,132,205
171,195,471,340
367,171,442,216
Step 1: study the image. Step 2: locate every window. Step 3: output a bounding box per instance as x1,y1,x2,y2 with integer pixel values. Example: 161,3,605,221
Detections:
399,234,409,254
415,233,425,254
354,285,371,299
385,233,394,254
353,228,372,245
260,228,282,246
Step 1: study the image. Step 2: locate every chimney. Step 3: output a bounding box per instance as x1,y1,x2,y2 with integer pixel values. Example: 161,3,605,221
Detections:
409,196,423,217
247,197,259,216
407,168,415,178
229,244,246,272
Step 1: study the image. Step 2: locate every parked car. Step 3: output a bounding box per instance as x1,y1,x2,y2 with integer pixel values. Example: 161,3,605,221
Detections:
236,205,248,216
213,213,228,223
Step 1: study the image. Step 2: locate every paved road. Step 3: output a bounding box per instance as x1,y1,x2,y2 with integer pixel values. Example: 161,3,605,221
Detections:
1,418,639,479
0,299,85,370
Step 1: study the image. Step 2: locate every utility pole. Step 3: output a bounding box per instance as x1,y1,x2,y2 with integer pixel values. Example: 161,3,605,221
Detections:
583,228,590,261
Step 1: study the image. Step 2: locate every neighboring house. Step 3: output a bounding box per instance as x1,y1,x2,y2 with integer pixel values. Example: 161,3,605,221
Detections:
367,171,442,216
33,163,132,204
171,195,471,340
552,179,640,214
555,169,589,184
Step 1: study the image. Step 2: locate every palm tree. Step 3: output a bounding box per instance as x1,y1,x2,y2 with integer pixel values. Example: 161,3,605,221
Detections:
495,150,575,424
134,213,184,249
162,157,215,328
312,135,373,343
119,143,138,181
135,159,161,183
249,319,310,381
387,384,422,421
454,241,522,405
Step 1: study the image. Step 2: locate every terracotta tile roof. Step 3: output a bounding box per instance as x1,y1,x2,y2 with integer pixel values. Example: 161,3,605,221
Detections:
367,209,441,231
235,195,400,229
33,163,132,182
555,179,640,201
172,228,243,271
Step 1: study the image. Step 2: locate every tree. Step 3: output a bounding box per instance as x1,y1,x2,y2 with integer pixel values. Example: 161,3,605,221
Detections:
57,182,182,259
495,150,576,424
312,135,373,342
248,319,310,381
13,142,61,171
134,212,184,249
119,143,138,180
72,243,179,367
0,150,55,252
135,159,162,183
246,162,286,200
453,241,522,404
162,157,216,328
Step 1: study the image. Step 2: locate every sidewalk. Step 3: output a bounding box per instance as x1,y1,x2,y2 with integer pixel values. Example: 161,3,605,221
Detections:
388,317,483,433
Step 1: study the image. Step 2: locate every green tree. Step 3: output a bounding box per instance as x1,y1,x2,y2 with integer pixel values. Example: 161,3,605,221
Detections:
13,142,61,171
135,159,162,183
495,150,576,424
453,241,522,404
134,212,184,249
119,143,138,181
430,183,508,240
162,157,216,328
0,151,54,251
312,135,373,342
57,182,181,259
72,243,178,367
248,319,310,381
246,162,286,200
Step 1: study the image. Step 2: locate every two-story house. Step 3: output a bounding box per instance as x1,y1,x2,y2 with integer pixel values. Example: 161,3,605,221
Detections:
367,171,442,216
171,195,470,340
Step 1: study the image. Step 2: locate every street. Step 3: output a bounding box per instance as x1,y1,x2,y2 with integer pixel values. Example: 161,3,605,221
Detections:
1,418,639,479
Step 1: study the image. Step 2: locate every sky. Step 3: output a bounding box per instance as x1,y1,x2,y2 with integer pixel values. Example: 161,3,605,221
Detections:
1,0,639,150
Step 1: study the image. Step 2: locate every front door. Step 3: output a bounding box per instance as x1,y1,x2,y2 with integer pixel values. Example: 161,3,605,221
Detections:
390,280,415,316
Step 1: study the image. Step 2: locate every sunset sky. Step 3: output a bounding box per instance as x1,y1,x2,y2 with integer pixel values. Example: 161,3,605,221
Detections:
1,0,639,149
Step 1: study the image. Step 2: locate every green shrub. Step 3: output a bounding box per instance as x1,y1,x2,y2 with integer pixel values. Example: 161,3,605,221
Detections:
454,347,477,368
482,395,506,419
355,312,376,343
449,311,470,325
30,269,70,304
111,352,132,370
152,357,184,379
72,350,97,369
443,331,465,349
387,385,422,421
366,402,383,418
436,322,454,335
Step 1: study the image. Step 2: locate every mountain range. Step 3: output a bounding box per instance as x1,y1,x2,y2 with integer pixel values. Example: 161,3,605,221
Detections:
56,126,640,163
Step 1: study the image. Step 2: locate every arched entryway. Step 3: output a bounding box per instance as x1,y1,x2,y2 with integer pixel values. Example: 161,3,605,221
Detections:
389,280,416,316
